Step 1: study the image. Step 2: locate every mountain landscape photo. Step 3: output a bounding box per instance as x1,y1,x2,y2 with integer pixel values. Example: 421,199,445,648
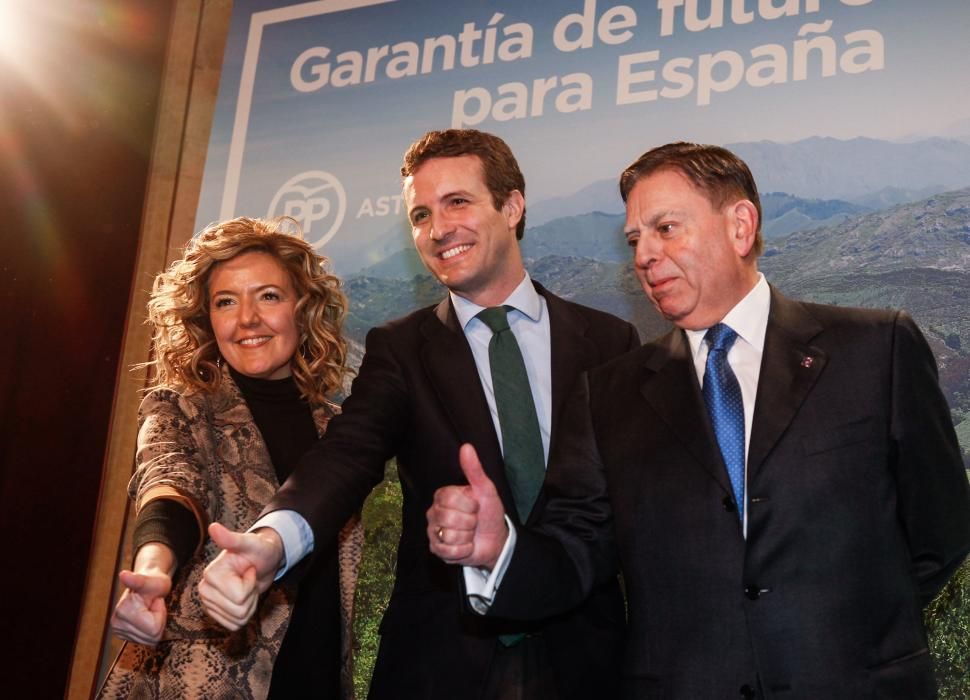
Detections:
338,136,970,468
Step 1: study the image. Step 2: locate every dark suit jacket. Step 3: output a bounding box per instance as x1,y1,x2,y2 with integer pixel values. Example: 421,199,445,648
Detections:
493,288,970,699
267,282,640,699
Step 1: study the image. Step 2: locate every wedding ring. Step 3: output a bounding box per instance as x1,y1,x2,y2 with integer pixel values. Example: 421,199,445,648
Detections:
436,526,445,543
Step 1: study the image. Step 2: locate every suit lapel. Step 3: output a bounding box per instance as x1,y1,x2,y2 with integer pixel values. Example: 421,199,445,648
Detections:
542,285,597,439
420,297,515,506
639,329,735,496
747,288,827,476
531,285,604,523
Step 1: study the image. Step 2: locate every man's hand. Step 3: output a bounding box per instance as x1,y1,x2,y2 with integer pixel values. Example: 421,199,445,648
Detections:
427,443,509,570
198,523,284,631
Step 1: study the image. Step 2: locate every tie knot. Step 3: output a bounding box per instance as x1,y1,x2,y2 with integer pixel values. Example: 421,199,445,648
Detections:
478,306,511,334
705,323,738,352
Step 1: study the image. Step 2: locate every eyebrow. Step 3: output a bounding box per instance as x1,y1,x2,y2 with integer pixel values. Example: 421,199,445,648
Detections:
408,189,475,219
627,208,686,232
209,283,284,297
441,189,472,200
430,188,477,206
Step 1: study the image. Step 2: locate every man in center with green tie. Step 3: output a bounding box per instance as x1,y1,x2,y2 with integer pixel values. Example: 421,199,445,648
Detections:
199,128,640,698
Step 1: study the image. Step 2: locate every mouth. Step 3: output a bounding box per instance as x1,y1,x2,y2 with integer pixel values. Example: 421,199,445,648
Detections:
439,244,471,260
237,336,272,347
648,275,677,292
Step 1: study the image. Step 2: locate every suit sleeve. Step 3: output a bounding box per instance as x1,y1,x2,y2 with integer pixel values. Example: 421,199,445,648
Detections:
890,312,970,603
265,324,408,547
489,372,619,620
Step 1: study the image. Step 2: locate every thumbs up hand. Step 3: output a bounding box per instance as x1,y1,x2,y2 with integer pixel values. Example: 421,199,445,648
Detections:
427,443,509,569
198,523,284,630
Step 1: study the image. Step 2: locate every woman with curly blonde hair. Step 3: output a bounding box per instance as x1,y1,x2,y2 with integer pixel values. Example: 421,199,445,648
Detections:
99,217,362,699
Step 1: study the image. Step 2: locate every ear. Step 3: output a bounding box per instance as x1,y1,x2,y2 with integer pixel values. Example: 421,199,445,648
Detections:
729,199,759,258
502,190,525,231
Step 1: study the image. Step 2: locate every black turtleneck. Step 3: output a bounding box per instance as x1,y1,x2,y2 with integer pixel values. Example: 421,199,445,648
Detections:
228,367,319,483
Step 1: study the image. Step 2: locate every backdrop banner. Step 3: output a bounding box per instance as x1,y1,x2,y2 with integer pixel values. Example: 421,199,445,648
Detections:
197,0,970,463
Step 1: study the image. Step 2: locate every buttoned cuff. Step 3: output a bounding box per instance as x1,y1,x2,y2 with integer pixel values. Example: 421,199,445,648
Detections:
463,515,517,614
249,509,314,580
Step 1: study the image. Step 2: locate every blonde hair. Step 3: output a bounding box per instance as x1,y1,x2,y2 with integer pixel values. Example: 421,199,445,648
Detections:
145,216,348,405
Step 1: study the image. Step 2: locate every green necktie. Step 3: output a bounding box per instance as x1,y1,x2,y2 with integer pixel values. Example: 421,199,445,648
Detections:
478,306,545,648
477,306,545,523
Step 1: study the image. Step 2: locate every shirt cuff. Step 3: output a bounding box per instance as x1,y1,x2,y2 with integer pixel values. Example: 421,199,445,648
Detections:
463,515,517,615
250,510,314,580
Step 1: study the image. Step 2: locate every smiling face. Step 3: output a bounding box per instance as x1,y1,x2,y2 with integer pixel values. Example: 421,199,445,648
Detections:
404,155,525,307
208,250,300,380
624,168,760,330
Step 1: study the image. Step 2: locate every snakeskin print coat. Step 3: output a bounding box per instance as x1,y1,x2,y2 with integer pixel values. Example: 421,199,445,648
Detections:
98,366,363,699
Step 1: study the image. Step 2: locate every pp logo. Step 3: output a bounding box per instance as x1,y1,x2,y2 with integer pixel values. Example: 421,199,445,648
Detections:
268,171,347,247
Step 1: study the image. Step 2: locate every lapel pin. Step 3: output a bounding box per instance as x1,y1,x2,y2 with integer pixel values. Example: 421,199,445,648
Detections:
800,356,814,368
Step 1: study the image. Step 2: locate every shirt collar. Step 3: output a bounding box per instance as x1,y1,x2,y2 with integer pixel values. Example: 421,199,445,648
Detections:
685,273,770,358
451,272,542,331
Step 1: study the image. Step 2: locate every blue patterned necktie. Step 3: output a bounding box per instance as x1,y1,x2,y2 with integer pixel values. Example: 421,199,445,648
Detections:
702,323,745,520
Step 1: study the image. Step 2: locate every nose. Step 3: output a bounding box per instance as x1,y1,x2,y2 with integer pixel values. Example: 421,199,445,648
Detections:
633,232,660,270
239,298,260,327
429,213,456,242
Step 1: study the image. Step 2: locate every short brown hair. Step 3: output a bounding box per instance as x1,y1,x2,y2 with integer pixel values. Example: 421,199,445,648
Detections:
402,129,527,239
620,142,763,257
145,216,348,405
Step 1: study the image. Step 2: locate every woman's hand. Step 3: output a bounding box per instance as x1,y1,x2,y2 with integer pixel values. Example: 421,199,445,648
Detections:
109,543,176,646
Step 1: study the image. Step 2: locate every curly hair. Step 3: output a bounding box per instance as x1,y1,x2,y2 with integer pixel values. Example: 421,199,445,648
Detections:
401,128,527,239
620,141,763,257
145,216,348,406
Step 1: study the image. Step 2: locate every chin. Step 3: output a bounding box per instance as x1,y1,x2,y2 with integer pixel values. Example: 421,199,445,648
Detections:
657,304,687,324
240,365,271,379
